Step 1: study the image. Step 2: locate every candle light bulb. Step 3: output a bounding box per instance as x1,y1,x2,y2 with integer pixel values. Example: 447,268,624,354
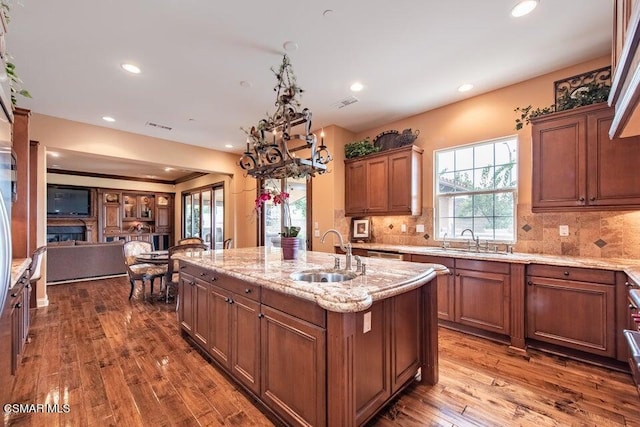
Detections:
320,129,325,145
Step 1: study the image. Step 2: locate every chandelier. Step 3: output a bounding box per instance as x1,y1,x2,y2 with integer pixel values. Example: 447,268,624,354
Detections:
238,55,332,179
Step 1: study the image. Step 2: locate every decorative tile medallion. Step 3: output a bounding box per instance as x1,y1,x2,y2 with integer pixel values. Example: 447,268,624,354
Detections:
594,239,608,248
521,224,532,232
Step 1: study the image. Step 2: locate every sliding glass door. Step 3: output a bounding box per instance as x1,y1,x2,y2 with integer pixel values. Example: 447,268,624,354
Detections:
183,184,224,248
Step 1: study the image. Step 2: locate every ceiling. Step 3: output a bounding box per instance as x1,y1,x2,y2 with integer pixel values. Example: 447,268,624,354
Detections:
7,1,612,179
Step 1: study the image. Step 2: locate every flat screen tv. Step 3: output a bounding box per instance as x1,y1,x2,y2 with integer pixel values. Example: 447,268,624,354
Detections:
47,185,91,216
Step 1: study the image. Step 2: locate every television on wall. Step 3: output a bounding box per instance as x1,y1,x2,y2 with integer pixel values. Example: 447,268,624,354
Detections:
47,185,91,217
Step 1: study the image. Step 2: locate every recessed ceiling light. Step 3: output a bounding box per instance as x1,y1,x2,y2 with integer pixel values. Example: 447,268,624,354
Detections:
350,82,364,92
225,144,233,148
283,41,298,52
51,164,60,168
511,0,538,17
102,116,116,122
458,83,474,92
121,63,141,74
47,151,60,157
323,9,334,17
239,80,252,88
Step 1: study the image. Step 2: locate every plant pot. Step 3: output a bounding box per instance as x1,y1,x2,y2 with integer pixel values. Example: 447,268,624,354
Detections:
281,237,300,260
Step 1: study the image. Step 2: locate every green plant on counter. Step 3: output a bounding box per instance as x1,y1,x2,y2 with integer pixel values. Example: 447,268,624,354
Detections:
345,137,379,159
514,81,610,131
281,226,301,238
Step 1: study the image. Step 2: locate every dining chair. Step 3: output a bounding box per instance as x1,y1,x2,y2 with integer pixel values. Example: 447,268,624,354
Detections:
177,237,204,245
224,238,232,249
28,246,47,284
165,243,207,309
122,240,167,300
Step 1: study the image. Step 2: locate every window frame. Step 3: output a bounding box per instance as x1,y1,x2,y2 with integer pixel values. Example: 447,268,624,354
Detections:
182,182,225,248
434,136,518,244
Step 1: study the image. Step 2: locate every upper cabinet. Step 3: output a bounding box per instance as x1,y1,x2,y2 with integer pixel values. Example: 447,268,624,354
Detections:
123,193,154,221
532,103,640,211
608,0,640,138
345,145,422,217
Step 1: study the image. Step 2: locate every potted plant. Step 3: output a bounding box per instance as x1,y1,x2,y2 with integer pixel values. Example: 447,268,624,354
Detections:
344,137,379,159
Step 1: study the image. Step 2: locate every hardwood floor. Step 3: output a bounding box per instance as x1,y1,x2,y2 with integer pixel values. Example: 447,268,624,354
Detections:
6,276,640,426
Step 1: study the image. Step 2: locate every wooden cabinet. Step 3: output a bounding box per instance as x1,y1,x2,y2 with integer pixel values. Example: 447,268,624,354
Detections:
155,194,172,233
526,264,616,357
9,272,30,375
100,191,122,235
455,259,511,335
260,304,326,427
345,145,422,216
532,103,640,211
411,254,455,321
123,193,154,221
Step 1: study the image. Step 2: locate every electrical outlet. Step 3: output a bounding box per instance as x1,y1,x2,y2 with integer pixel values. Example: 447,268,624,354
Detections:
401,223,407,233
314,230,320,237
363,312,371,333
314,222,319,229
559,225,569,237
416,224,425,233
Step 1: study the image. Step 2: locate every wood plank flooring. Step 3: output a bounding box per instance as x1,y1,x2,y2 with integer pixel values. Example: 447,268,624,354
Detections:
5,276,640,426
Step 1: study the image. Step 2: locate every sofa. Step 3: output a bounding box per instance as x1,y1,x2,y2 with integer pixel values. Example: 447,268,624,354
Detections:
47,240,127,283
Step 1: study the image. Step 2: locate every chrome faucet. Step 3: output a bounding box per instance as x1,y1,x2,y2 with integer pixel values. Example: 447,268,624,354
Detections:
461,228,480,251
321,229,353,270
442,232,450,249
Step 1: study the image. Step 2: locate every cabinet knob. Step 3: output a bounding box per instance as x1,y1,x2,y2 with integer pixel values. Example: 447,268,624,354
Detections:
258,313,264,318
455,273,460,277
200,272,207,277
563,271,569,276
589,197,596,202
245,288,252,294
579,197,585,202
10,293,17,298
190,281,196,286
627,281,632,287
527,281,533,286
15,303,21,309
211,277,217,282
630,304,637,310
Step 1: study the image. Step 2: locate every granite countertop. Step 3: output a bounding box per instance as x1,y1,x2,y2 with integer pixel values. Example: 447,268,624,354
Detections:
11,258,30,289
175,247,444,313
346,243,640,282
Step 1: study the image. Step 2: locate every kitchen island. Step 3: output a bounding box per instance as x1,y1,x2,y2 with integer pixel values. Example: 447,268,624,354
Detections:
175,247,443,427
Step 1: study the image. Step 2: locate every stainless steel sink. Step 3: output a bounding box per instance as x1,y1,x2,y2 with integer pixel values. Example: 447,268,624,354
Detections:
290,270,357,283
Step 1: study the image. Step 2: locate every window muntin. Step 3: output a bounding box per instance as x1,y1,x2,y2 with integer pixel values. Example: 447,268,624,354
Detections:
435,137,517,242
182,184,224,248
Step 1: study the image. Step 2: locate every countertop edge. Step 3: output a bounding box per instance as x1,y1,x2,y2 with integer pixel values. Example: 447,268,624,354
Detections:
11,258,31,289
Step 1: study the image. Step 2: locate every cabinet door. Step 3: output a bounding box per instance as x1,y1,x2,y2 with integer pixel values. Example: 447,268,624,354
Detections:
193,279,209,348
231,294,261,394
260,305,326,427
587,108,640,206
138,196,154,220
123,194,138,220
179,275,195,336
366,157,389,213
355,301,390,425
526,276,615,357
155,205,171,233
390,288,421,393
103,203,122,233
388,150,420,214
345,160,367,215
411,254,455,321
208,284,232,366
532,113,587,210
455,269,510,335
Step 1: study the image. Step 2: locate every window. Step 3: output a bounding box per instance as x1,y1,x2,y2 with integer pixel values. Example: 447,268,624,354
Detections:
435,136,517,242
259,177,309,249
183,184,225,248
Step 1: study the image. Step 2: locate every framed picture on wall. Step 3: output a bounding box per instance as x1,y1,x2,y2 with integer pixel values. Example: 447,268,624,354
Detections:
352,218,371,242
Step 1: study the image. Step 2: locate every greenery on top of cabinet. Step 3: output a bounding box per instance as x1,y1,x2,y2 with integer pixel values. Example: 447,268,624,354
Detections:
345,138,379,159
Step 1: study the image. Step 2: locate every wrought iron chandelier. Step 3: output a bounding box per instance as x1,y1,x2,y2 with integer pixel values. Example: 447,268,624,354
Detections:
238,55,332,179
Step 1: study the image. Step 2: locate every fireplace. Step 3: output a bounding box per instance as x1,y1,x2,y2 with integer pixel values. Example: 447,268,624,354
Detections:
47,226,86,242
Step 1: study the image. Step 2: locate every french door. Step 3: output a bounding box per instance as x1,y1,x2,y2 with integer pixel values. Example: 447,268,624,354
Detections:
183,184,225,249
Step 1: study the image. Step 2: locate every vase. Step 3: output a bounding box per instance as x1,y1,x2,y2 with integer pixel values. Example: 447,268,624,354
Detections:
281,237,300,260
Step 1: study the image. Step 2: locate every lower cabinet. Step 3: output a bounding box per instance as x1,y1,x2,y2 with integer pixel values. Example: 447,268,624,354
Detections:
411,255,455,321
526,264,616,357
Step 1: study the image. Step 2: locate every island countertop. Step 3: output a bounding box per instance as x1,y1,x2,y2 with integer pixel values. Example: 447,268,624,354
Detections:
174,246,444,313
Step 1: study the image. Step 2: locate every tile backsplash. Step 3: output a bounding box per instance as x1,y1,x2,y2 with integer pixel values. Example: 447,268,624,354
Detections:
335,204,640,259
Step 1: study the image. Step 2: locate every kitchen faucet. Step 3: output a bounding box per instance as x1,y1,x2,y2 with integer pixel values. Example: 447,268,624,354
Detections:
461,228,480,251
321,229,352,270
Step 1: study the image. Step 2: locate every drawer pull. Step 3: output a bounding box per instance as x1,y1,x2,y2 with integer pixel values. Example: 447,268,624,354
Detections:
258,313,264,319
527,281,533,286
579,197,585,202
200,272,207,276
627,282,632,287
630,304,637,310
211,277,217,282
563,271,569,276
456,273,460,277
10,293,17,298
245,288,252,294
15,303,21,309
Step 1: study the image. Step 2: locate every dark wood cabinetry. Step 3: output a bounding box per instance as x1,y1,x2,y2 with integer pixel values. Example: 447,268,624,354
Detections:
345,145,422,216
526,264,617,357
411,254,455,321
532,103,640,211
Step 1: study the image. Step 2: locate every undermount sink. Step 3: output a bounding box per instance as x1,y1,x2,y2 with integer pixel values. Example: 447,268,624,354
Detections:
290,270,358,283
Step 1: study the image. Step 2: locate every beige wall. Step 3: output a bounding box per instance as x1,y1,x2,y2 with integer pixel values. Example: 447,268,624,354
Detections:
329,55,640,258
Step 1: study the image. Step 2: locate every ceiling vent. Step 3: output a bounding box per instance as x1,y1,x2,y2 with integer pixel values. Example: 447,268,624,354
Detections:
331,95,359,109
145,121,172,131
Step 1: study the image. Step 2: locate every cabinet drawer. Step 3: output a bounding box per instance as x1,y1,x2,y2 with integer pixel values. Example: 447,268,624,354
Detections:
527,264,615,284
455,258,510,275
214,271,260,301
262,288,326,328
179,262,210,279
